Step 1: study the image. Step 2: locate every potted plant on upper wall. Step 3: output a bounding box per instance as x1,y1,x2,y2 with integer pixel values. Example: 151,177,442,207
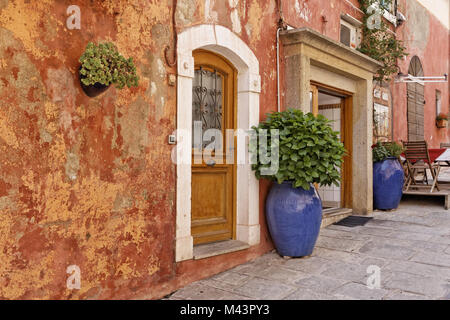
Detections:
79,42,139,97
250,109,346,257
372,141,404,210
436,113,448,128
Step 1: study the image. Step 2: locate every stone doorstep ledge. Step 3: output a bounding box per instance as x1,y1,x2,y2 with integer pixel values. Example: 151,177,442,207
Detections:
193,240,250,260
321,208,353,228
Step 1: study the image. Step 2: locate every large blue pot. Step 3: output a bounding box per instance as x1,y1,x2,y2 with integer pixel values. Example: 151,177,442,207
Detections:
265,181,322,257
373,157,405,210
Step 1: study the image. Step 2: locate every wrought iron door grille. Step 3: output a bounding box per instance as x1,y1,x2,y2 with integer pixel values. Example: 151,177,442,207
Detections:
192,66,223,149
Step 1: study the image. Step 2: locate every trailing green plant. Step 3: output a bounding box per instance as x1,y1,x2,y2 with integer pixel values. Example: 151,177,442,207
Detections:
79,42,139,89
372,141,403,162
358,0,408,82
250,109,346,190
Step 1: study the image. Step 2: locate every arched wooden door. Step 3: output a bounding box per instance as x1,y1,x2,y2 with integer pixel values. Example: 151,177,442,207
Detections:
407,56,425,141
191,50,237,245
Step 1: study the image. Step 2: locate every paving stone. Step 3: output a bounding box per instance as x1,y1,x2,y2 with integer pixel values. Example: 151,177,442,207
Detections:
356,226,394,237
332,282,388,300
315,235,365,253
319,228,372,241
325,224,363,233
257,266,308,284
320,261,370,283
383,260,450,280
387,230,433,242
283,288,340,300
200,278,247,292
364,219,408,230
440,291,450,300
313,247,388,267
429,235,450,245
358,241,416,260
281,256,334,274
409,240,448,253
383,290,431,300
384,272,450,298
211,271,251,286
232,277,297,300
410,251,450,267
445,246,450,255
394,224,450,236
312,247,360,262
380,214,442,227
171,282,252,300
293,275,348,294
232,260,275,276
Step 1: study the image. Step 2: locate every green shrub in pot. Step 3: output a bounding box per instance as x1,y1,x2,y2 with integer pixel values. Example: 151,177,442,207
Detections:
250,109,346,190
249,109,346,257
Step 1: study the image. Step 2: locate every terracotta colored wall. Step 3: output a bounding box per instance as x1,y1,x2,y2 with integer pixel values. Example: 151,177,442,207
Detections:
0,0,448,300
393,0,449,147
0,0,281,300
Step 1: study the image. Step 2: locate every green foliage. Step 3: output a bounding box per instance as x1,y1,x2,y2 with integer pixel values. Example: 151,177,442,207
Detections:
250,109,346,190
79,42,139,89
436,113,448,121
358,0,408,82
372,141,403,162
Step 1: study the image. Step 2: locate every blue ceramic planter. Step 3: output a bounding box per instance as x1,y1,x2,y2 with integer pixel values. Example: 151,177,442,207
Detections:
373,157,404,210
265,181,322,257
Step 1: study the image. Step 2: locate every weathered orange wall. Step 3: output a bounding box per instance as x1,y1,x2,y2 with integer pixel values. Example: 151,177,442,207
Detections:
0,0,448,300
393,0,449,147
0,0,281,300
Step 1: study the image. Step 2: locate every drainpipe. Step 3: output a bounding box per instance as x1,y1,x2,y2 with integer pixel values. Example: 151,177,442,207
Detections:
276,27,282,112
276,0,287,112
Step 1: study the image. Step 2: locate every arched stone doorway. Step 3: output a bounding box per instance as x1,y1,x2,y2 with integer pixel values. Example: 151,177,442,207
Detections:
407,56,425,141
174,25,261,262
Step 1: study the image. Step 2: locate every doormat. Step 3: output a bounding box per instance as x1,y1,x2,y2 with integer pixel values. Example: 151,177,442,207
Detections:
333,215,373,227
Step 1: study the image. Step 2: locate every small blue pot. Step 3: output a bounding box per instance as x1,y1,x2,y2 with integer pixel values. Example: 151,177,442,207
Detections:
373,157,405,210
265,181,322,257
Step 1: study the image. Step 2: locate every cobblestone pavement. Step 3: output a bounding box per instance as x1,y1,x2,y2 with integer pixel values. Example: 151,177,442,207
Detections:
167,193,450,300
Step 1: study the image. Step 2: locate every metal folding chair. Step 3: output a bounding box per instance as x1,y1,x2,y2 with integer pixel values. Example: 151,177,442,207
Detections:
402,140,441,193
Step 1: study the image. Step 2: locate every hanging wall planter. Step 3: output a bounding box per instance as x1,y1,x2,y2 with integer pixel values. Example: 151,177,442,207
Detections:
436,113,448,128
250,110,346,257
79,42,139,98
79,67,110,97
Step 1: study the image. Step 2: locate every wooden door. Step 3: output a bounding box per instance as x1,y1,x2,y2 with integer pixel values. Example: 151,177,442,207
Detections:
341,96,353,208
191,50,236,245
407,56,425,141
407,82,425,141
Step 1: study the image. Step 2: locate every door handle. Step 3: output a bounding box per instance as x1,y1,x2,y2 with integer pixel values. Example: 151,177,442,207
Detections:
206,159,216,167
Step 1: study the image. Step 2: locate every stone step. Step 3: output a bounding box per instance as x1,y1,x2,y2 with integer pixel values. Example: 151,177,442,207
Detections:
321,208,353,228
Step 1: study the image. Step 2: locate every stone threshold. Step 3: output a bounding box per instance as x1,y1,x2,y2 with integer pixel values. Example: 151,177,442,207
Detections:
321,207,353,228
193,240,250,260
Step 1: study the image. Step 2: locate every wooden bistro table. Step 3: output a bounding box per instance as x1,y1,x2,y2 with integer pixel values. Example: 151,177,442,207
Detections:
435,148,450,167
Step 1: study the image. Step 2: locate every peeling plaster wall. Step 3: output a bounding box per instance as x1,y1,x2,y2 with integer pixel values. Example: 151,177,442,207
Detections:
0,0,448,300
0,0,176,300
